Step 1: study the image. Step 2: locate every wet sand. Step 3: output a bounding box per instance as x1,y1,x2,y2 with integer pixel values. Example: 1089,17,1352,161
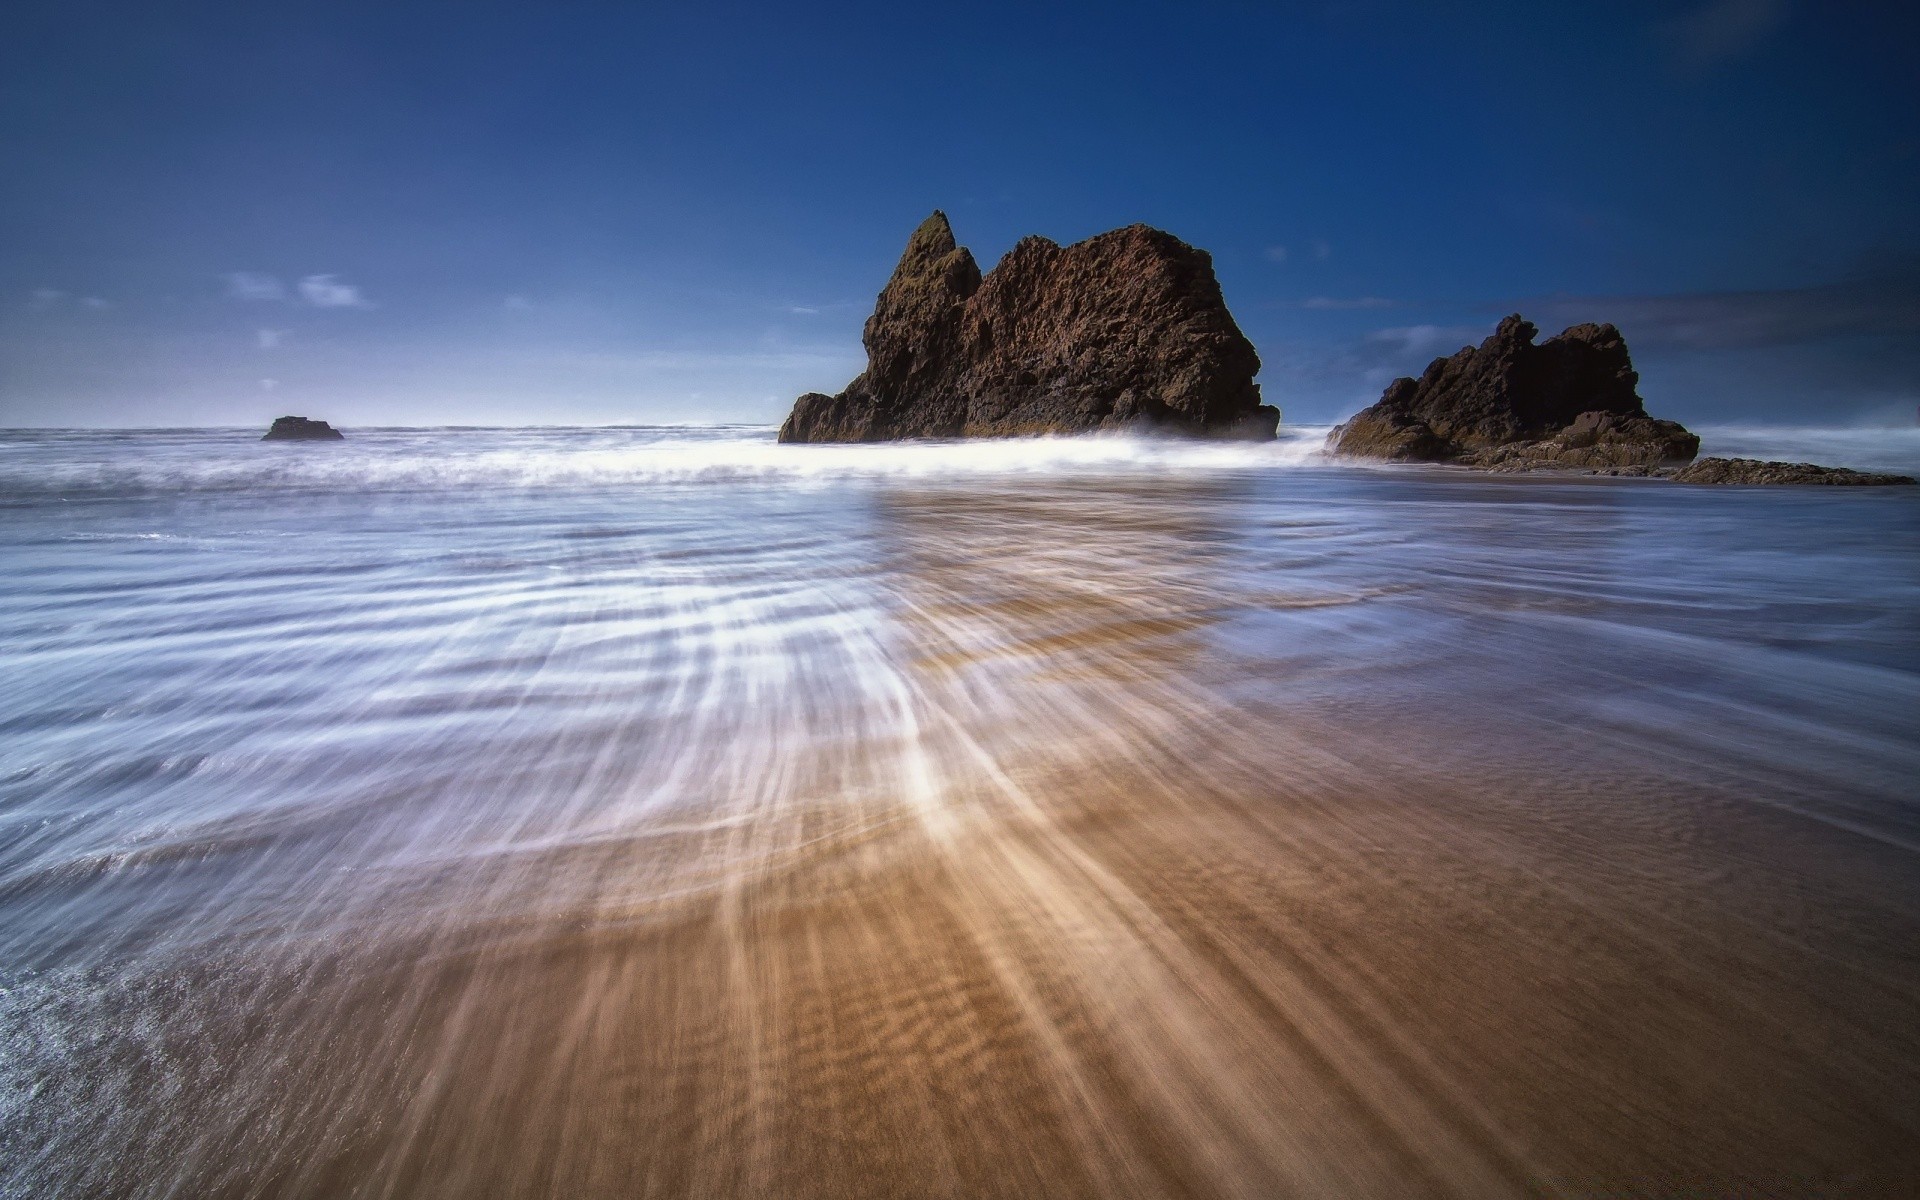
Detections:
16,717,1918,1197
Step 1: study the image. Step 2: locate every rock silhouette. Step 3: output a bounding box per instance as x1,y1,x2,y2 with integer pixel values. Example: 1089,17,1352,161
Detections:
262,416,344,441
1327,315,1698,470
779,213,1277,442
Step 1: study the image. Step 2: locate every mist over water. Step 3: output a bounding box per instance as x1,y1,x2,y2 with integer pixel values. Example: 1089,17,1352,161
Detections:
1690,424,1920,476
2,425,1917,1197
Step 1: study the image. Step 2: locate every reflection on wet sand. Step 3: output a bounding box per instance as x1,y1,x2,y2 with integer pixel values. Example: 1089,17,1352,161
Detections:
4,459,1918,1198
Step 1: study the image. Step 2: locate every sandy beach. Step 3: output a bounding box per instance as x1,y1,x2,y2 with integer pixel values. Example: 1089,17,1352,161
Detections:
4,429,1917,1197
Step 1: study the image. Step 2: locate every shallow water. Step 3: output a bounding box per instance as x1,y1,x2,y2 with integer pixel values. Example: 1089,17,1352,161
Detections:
2,425,1918,1197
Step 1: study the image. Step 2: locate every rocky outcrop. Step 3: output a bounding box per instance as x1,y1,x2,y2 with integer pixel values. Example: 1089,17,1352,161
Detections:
779,212,1278,442
261,416,344,441
1456,411,1703,472
1327,315,1697,470
1669,457,1915,486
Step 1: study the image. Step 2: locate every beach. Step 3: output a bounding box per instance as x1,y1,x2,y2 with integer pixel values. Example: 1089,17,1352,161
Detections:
2,425,1917,1197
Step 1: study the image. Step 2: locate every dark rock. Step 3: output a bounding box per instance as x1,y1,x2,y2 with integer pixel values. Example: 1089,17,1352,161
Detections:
779,212,1277,442
1668,457,1915,486
1327,315,1698,470
261,416,344,441
1456,411,1701,472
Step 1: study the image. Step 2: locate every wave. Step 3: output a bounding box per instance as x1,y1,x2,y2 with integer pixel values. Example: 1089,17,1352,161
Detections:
0,425,1337,498
5,423,1915,501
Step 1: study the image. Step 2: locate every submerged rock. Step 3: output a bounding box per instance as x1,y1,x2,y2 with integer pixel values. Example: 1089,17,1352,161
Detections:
1327,315,1697,470
261,416,344,441
1669,457,1915,486
779,212,1278,442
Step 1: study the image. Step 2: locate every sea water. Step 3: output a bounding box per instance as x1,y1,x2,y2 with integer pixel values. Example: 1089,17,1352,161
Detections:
2,424,1917,1196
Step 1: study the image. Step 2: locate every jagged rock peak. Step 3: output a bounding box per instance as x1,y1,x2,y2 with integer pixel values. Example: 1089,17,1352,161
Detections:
904,210,958,259
779,212,1277,443
873,211,979,304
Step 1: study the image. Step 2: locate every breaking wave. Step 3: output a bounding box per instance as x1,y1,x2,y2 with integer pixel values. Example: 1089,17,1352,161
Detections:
0,424,1336,498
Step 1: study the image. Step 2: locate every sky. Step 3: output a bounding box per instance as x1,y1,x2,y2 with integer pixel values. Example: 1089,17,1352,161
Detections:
2,0,1917,428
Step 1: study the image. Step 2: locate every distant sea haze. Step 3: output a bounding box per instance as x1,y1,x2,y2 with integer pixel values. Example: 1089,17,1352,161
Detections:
2,425,1916,1196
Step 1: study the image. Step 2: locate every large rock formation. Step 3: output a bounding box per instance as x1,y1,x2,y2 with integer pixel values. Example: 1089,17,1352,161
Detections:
779,212,1278,442
1327,315,1698,470
1670,457,1915,486
261,416,344,441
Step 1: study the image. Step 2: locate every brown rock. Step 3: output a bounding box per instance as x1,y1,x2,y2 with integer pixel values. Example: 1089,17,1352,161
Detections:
1458,411,1701,472
1668,457,1915,485
1327,315,1698,469
779,212,1277,442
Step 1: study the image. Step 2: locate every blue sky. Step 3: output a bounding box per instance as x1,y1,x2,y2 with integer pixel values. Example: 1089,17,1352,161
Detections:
3,0,1916,428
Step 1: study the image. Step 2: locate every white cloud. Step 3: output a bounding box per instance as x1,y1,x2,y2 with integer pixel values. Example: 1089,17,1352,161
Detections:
1264,245,1289,264
1311,239,1333,261
1660,0,1789,70
23,289,107,311
226,272,286,302
1302,296,1395,310
1364,324,1483,359
298,274,371,308
260,378,279,392
775,300,858,316
257,328,289,349
503,294,532,311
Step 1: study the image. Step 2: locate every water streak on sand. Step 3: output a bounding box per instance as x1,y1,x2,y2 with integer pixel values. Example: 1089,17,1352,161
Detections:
1,426,1917,1197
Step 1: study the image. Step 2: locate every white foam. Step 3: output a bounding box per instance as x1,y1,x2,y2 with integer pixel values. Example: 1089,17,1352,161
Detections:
0,426,1339,497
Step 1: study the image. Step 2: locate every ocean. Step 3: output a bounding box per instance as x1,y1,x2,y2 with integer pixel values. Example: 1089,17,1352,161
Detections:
2,423,1917,1197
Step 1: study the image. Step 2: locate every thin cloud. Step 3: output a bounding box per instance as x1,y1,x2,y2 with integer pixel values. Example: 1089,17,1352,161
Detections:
225,272,286,302
557,349,861,372
80,297,110,309
298,274,372,308
1523,270,1920,351
1264,245,1289,264
503,295,532,311
27,289,66,312
257,328,289,349
1251,322,1489,417
1362,323,1483,360
1310,239,1333,261
1658,0,1789,71
1301,296,1395,310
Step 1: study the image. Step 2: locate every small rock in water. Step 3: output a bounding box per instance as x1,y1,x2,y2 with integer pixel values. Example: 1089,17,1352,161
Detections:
1668,457,1915,486
262,416,345,441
